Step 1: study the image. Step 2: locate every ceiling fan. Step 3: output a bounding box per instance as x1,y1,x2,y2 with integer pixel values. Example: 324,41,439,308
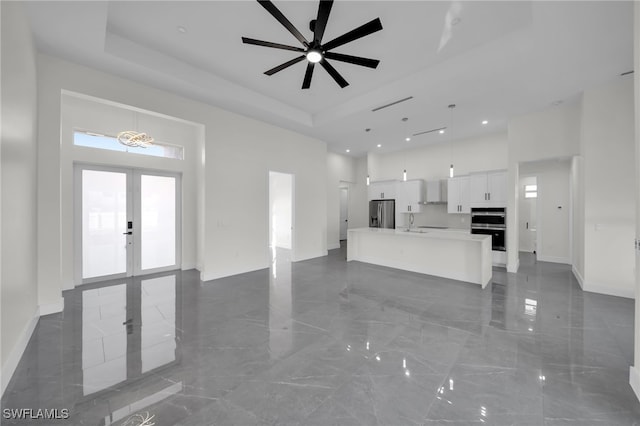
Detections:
242,0,383,89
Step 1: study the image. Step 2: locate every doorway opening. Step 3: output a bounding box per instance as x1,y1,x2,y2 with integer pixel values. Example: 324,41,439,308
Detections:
339,186,349,241
519,175,538,256
74,164,182,284
269,171,294,259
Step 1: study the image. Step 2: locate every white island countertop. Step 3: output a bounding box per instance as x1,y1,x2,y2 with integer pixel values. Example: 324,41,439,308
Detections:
347,227,492,287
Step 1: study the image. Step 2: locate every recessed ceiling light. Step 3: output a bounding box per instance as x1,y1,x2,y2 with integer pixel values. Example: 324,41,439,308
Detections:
377,144,382,148
482,120,488,125
177,26,187,34
346,149,350,153
439,129,445,134
405,137,411,142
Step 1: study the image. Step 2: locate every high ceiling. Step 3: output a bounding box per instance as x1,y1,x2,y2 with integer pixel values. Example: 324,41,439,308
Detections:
25,1,634,157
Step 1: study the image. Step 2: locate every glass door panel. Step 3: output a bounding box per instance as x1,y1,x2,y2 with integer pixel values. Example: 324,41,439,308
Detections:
139,174,176,272
81,169,130,279
77,166,180,284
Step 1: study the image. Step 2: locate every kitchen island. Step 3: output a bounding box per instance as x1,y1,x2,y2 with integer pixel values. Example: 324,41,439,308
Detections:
347,227,492,288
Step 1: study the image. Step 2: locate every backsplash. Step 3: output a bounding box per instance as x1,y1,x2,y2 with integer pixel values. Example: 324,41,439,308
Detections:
398,204,469,229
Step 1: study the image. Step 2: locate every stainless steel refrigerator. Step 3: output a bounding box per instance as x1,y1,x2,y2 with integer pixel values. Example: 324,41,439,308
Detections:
369,200,395,229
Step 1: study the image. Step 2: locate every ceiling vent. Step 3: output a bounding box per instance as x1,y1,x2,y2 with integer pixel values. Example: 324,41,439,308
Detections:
413,127,446,136
371,96,413,112
620,70,634,76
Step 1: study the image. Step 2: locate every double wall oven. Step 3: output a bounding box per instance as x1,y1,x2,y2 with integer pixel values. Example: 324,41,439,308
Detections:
470,207,506,252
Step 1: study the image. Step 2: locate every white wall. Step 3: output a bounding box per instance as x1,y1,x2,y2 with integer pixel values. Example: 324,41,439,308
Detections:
60,93,201,288
520,160,572,264
269,172,292,250
367,132,508,229
571,155,585,286
581,77,635,298
36,54,328,305
1,1,40,394
632,0,640,401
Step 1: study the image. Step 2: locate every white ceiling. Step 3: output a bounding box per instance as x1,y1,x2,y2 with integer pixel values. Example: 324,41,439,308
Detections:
25,1,634,157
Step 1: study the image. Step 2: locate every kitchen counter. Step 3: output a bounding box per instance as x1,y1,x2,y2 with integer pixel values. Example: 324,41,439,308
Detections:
347,227,492,287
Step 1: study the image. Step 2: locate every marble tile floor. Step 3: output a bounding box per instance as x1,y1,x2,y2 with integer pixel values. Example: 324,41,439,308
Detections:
2,246,640,425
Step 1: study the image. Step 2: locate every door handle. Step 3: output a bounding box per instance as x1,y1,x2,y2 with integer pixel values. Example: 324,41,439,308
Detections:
123,231,132,235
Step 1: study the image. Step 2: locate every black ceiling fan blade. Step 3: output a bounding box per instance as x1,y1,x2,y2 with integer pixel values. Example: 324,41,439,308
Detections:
320,59,348,88
242,37,305,52
324,52,379,68
257,0,309,47
302,62,315,89
313,0,334,44
322,18,383,51
264,55,306,75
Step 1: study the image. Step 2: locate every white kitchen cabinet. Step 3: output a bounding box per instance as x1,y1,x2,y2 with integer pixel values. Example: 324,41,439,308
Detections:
367,180,397,201
447,176,470,214
469,170,507,207
396,179,425,213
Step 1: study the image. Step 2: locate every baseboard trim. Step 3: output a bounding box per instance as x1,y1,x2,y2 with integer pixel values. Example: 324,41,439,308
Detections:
630,366,640,402
537,255,570,264
1,307,40,397
292,250,328,263
584,282,634,299
39,298,64,316
181,262,196,270
327,242,340,250
572,266,584,290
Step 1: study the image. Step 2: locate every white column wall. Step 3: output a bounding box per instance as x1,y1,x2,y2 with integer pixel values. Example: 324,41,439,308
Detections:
571,155,585,287
580,77,635,298
631,0,640,402
0,2,40,394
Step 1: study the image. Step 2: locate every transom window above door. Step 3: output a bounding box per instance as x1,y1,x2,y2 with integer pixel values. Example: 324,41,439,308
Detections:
74,131,184,160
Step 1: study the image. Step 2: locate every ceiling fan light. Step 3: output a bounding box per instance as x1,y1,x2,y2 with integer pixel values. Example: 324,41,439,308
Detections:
306,50,323,63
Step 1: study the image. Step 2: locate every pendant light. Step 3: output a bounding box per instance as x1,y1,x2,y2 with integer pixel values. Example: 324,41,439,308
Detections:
366,127,371,185
402,117,409,181
117,110,154,148
448,104,456,178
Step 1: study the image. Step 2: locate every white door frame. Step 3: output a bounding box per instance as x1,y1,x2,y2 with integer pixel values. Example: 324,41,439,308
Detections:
339,186,349,241
74,163,182,285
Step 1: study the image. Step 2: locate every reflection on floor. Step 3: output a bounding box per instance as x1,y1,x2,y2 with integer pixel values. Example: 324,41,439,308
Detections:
2,246,640,424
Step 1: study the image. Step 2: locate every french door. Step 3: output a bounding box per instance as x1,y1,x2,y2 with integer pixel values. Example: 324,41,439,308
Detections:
75,165,181,284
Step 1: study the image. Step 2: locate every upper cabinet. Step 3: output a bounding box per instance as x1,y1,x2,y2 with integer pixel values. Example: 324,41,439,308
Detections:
367,180,397,201
447,176,470,214
469,170,507,207
396,180,425,213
